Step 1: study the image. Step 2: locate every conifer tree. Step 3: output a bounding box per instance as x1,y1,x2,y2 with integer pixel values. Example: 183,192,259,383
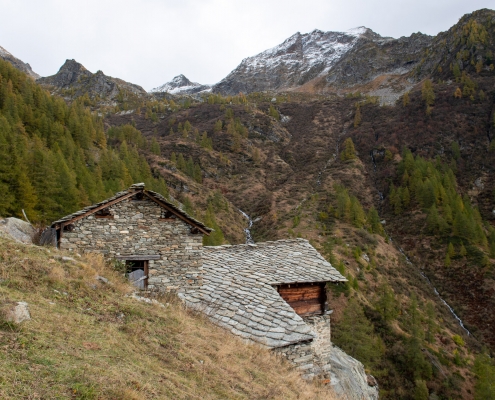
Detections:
447,242,455,258
268,104,280,120
445,253,451,267
202,203,225,246
414,380,429,400
150,137,160,155
340,138,356,161
331,299,384,369
177,153,186,171
225,108,234,119
214,120,223,133
422,79,435,106
367,206,384,235
374,283,399,322
184,120,192,132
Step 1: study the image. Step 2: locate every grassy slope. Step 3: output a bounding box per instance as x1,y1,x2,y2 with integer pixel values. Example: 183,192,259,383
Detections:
0,235,330,399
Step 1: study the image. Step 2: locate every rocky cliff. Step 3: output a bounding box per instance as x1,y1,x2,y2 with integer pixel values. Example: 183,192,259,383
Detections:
330,346,379,400
37,59,147,101
0,45,39,79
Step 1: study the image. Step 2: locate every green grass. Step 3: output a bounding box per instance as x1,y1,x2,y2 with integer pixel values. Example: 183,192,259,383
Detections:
0,236,329,399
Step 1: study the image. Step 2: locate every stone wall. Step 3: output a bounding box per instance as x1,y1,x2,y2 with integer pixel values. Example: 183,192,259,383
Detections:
305,314,332,380
273,314,332,381
60,197,203,291
273,340,317,380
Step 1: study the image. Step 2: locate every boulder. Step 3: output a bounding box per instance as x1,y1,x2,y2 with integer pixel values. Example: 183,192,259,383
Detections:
0,217,35,244
0,301,31,324
329,346,379,400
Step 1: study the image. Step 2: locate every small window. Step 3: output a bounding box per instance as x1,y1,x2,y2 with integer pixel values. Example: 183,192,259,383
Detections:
63,224,75,232
95,208,113,219
160,210,175,220
132,192,144,201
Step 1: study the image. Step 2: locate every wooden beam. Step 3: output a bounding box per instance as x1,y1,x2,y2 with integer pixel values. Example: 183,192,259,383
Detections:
115,255,161,260
142,192,210,236
54,191,136,229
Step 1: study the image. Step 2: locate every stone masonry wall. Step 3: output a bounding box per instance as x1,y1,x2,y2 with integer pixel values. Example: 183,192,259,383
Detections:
305,314,332,380
273,341,317,380
60,197,203,291
273,314,332,381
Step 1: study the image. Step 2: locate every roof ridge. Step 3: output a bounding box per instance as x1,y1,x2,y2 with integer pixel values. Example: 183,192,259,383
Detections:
51,183,212,233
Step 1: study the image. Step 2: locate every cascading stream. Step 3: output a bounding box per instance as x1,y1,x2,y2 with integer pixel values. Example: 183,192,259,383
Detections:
239,210,255,244
369,152,471,336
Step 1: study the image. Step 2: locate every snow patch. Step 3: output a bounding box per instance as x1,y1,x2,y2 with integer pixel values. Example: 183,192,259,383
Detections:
151,74,211,94
0,46,12,57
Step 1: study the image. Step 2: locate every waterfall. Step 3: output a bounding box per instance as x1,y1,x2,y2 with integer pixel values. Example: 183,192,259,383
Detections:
239,210,254,244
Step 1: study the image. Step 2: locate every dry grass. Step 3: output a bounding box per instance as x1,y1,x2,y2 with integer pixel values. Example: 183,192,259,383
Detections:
0,236,332,399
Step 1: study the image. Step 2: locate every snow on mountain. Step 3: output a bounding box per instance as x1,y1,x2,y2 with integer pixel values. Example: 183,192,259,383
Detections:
151,74,211,95
0,46,10,58
0,45,40,79
213,27,371,95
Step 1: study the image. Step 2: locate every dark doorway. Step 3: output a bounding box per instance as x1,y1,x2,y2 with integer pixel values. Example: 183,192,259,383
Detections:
126,260,149,289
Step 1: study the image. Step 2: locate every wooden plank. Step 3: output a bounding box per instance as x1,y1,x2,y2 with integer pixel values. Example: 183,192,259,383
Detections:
278,283,326,317
115,255,161,260
289,301,323,316
143,192,210,236
279,285,323,302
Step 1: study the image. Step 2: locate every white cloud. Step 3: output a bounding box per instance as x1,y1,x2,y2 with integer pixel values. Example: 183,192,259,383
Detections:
0,0,493,90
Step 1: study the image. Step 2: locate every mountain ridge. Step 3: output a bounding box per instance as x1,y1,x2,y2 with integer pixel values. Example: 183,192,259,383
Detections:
37,59,147,102
0,45,39,79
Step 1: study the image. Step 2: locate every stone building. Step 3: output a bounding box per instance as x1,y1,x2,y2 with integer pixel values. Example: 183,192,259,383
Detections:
181,239,346,380
50,183,212,291
49,184,379,396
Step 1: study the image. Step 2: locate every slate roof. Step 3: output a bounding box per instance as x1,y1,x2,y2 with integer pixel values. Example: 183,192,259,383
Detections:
180,239,346,348
50,183,212,233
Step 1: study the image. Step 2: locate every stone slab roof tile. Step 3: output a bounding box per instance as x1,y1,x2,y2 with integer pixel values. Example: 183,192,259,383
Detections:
180,238,346,348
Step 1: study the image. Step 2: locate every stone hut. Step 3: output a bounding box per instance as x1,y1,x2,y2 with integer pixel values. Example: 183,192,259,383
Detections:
180,239,347,380
50,184,354,383
50,183,212,291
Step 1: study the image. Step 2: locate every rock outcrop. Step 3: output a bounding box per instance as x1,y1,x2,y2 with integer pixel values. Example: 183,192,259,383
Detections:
0,217,35,244
151,74,211,95
0,46,39,79
330,346,379,400
0,301,31,324
37,59,147,101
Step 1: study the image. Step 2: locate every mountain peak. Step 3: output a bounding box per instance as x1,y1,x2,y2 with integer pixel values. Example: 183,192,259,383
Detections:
38,59,146,101
151,74,211,95
213,27,368,94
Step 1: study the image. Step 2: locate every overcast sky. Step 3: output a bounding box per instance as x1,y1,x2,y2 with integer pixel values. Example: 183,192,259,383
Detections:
1,0,493,90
